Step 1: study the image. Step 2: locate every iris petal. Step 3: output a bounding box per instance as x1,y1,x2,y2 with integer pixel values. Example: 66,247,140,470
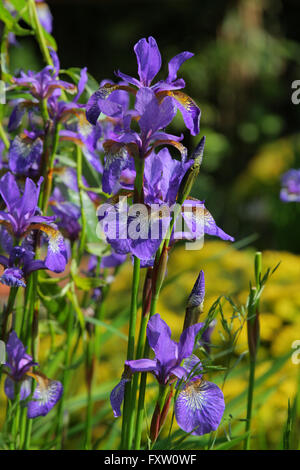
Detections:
175,379,225,436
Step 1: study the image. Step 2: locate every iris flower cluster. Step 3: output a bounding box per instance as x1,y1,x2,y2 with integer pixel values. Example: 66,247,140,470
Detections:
87,37,234,265
84,36,231,438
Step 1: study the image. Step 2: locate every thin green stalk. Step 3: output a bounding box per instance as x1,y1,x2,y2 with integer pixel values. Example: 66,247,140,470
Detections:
83,334,95,449
244,252,262,450
0,120,9,149
1,286,18,342
121,256,141,449
76,145,87,260
56,303,74,449
28,0,52,66
42,122,61,213
133,292,159,450
244,358,256,450
120,156,144,449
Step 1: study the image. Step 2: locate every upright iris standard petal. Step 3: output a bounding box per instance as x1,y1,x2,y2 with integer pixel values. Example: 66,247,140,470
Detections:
134,37,162,86
175,379,225,436
146,314,178,368
137,89,176,136
178,323,204,360
0,172,21,213
27,378,63,419
166,52,194,84
18,176,44,225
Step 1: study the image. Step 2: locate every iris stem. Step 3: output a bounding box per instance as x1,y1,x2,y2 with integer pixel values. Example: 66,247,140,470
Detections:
121,256,141,449
244,252,262,450
56,303,74,449
83,332,95,449
28,0,52,66
76,145,87,260
133,292,159,450
0,120,9,150
1,286,18,342
121,157,144,450
42,122,61,213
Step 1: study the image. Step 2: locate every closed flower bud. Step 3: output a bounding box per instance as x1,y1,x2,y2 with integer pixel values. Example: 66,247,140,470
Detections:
183,270,205,330
176,137,205,205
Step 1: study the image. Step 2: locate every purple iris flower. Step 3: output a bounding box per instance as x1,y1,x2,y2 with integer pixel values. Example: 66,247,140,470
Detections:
280,169,300,202
0,246,47,288
110,314,225,435
12,49,76,102
48,67,88,123
3,331,63,418
0,172,68,273
87,37,200,136
98,154,234,264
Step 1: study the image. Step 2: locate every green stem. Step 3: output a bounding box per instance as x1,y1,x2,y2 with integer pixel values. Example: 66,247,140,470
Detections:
133,292,159,450
28,0,52,66
56,303,74,449
1,286,18,342
121,256,141,449
76,145,87,260
42,122,61,213
244,358,256,450
0,120,9,149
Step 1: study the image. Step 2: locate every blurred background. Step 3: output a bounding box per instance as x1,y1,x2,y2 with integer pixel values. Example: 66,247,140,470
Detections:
3,0,300,450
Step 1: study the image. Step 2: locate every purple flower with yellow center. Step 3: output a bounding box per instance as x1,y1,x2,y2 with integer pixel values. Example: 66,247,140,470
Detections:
110,314,224,436
280,169,300,202
87,37,200,136
3,331,63,418
174,372,225,436
0,172,68,273
89,87,187,164
110,313,204,417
